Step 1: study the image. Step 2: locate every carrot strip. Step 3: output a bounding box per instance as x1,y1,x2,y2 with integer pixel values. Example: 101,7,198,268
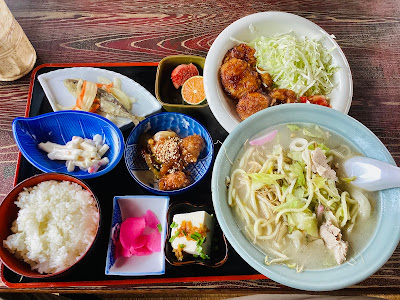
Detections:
89,98,100,113
97,82,113,93
75,81,87,109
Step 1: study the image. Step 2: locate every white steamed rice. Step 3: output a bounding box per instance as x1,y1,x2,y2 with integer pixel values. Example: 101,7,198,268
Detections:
3,180,99,274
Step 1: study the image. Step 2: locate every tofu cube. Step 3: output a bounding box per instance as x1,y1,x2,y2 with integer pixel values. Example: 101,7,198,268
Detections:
170,211,214,257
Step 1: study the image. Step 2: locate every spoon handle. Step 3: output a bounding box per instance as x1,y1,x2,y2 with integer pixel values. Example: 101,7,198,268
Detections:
345,157,400,191
375,160,400,190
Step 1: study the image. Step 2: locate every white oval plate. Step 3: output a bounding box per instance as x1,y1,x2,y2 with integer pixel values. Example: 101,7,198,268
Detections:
204,12,353,133
38,67,162,128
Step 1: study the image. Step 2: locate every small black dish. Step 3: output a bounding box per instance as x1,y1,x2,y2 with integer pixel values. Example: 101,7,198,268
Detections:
165,202,228,267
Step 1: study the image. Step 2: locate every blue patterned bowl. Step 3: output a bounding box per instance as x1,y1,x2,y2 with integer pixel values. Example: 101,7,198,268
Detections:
124,112,213,195
12,111,124,179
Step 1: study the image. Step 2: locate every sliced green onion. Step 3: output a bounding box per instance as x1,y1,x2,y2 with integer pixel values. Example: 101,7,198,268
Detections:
169,231,180,243
200,253,210,260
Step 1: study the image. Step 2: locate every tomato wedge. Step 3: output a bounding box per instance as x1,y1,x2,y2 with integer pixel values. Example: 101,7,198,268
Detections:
300,95,330,107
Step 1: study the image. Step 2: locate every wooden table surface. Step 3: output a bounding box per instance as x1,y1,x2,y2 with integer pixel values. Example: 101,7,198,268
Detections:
0,0,399,297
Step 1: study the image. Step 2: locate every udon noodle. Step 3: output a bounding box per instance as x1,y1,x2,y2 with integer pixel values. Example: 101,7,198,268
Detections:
228,124,376,271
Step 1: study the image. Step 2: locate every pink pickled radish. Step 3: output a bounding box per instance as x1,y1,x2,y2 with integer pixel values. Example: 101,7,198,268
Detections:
113,209,163,261
119,217,145,249
131,234,150,250
147,229,161,252
144,209,160,229
249,130,278,146
131,246,152,256
115,239,130,259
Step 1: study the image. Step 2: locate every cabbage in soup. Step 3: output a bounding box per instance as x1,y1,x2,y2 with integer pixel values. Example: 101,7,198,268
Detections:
228,124,377,271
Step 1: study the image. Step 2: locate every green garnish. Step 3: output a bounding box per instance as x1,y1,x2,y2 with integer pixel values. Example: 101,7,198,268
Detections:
196,244,203,254
190,232,202,241
196,237,206,246
170,222,178,228
157,223,162,233
193,254,198,258
200,253,210,260
179,244,185,249
169,231,180,243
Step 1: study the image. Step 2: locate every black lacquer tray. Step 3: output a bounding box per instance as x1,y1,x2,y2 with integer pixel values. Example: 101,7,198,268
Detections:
1,63,264,288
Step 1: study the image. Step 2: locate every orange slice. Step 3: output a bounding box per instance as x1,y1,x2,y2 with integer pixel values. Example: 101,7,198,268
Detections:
181,76,206,105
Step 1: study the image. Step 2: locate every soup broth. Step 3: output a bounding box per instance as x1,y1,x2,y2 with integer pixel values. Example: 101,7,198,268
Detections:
229,123,377,270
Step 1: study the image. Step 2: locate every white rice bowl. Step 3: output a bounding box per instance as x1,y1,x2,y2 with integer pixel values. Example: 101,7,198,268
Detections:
3,180,99,274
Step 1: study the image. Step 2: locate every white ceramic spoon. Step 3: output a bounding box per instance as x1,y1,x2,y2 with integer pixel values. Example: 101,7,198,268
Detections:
343,156,400,191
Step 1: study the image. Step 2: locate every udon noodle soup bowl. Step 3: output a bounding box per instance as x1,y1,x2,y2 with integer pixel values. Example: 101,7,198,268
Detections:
211,103,400,291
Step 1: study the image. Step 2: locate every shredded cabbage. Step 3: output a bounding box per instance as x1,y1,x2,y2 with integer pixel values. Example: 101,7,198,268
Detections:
249,33,339,96
246,173,285,188
287,124,301,132
290,162,305,187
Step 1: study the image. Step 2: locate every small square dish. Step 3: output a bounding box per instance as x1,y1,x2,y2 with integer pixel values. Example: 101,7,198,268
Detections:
155,55,207,112
165,202,228,267
105,195,169,276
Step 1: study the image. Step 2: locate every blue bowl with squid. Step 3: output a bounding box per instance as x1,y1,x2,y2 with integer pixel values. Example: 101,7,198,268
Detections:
12,110,124,179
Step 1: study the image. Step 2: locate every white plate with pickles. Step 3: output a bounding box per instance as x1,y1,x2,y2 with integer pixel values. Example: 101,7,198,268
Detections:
38,67,162,128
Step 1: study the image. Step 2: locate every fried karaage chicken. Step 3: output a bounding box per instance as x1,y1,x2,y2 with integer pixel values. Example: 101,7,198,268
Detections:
180,134,205,163
259,71,274,90
236,92,272,120
220,57,261,100
220,43,331,120
143,130,206,191
223,43,257,67
270,88,297,105
159,171,190,191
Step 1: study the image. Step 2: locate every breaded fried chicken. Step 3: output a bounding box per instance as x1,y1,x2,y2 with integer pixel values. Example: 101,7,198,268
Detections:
270,88,297,105
223,43,257,67
236,92,272,120
259,71,274,89
159,171,190,191
180,134,205,163
220,57,261,100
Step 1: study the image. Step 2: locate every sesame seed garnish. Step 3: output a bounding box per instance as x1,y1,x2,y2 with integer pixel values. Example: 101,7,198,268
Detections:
155,137,180,163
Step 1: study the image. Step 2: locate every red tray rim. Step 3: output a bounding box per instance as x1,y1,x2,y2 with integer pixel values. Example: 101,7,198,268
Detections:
3,62,266,289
